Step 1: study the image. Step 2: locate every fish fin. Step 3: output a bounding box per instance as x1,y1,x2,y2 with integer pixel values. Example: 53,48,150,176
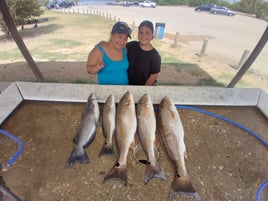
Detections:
168,175,196,200
181,142,187,160
73,136,78,145
184,150,187,160
103,162,128,186
95,120,101,127
65,147,89,168
0,176,23,201
133,143,142,157
130,137,137,150
101,125,107,138
83,131,96,149
144,161,167,184
133,143,147,163
154,145,160,160
98,143,114,157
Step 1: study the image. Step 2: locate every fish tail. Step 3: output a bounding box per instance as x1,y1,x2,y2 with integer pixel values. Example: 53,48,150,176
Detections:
144,161,167,184
103,162,128,186
65,147,89,168
168,175,197,200
98,143,114,157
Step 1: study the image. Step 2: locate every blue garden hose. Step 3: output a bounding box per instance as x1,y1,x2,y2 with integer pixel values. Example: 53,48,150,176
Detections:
257,181,268,201
174,105,268,201
0,129,24,171
175,105,268,147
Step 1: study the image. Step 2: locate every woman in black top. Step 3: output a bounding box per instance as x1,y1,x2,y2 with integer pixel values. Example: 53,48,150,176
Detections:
126,20,161,86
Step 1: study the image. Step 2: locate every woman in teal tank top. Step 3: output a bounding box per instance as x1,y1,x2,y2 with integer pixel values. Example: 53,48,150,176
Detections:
97,44,128,85
86,22,132,85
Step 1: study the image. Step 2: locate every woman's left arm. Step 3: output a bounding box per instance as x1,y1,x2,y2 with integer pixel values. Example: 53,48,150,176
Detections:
145,73,159,86
145,50,161,85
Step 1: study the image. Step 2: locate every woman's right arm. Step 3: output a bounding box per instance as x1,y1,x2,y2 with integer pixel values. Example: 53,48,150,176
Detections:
86,46,104,74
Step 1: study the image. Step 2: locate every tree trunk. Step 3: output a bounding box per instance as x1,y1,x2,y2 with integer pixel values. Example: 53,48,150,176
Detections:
0,0,44,82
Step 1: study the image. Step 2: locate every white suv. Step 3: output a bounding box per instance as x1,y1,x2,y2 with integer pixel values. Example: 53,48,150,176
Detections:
139,1,156,8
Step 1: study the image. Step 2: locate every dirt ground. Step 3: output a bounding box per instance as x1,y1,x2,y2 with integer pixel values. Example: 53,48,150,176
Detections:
0,101,268,201
0,61,219,87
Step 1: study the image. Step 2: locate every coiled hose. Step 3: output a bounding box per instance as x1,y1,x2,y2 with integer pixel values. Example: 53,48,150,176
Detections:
0,129,24,171
174,105,268,201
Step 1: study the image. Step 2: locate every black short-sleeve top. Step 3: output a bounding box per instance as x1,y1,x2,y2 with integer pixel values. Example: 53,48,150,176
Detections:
126,41,161,85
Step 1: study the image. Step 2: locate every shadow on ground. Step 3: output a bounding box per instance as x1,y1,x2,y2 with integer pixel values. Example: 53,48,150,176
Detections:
159,63,224,86
0,61,224,86
0,17,61,41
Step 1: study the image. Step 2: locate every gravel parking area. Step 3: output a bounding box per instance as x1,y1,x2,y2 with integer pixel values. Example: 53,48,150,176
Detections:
80,5,268,76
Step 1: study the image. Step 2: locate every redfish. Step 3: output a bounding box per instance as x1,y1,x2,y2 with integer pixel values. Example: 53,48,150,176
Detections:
158,96,200,200
99,94,116,157
103,91,137,186
136,93,167,184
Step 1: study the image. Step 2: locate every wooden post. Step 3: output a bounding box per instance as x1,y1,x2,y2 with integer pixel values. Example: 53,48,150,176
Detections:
199,38,208,57
172,32,179,47
236,49,250,70
227,26,268,88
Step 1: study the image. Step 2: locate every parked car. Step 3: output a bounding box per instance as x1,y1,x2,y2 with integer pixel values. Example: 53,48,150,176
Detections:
210,6,236,16
194,4,216,12
58,1,74,8
106,1,122,6
47,1,74,9
46,2,59,9
139,1,156,8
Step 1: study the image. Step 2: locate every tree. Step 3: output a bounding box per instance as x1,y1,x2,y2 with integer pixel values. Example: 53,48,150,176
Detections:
0,0,44,81
233,0,268,17
0,0,43,34
254,1,268,18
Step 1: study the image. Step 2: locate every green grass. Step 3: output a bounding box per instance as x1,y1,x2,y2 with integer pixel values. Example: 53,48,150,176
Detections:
1,11,113,60
198,78,224,86
0,49,22,60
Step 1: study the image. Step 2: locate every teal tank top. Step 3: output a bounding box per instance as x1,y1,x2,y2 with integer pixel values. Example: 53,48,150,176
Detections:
97,44,129,85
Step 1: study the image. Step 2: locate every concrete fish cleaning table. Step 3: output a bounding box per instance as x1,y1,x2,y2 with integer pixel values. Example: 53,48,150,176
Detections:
0,82,267,201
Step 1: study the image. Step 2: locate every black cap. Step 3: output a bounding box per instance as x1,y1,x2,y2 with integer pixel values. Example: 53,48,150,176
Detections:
111,21,132,38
